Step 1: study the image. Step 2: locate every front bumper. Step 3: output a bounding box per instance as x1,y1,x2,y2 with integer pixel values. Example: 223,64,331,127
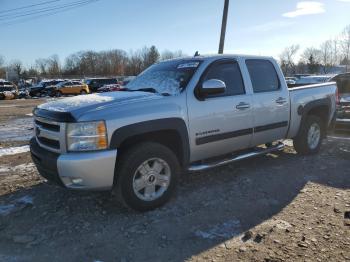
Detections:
30,138,117,190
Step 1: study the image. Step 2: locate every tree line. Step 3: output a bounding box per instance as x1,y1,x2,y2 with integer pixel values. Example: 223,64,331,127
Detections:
279,24,350,76
0,46,184,80
1,24,350,81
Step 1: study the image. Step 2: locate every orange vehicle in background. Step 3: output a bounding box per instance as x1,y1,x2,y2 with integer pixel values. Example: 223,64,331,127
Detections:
48,81,90,97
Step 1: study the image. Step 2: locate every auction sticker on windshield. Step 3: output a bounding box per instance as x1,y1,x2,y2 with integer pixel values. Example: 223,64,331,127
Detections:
177,62,200,69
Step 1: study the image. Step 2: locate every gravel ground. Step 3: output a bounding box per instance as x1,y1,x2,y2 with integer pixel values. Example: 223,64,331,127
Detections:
0,98,349,262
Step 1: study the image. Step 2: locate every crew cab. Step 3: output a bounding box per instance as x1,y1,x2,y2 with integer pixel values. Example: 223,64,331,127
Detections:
30,55,337,211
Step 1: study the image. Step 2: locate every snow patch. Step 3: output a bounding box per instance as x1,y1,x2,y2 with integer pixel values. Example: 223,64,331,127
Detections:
0,117,33,141
38,92,150,112
195,219,241,239
0,195,33,216
283,139,294,147
0,145,30,157
0,105,17,108
0,163,35,174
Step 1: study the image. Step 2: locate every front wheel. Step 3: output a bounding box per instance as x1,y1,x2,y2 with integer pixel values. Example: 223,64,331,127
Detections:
80,90,87,95
293,115,324,155
115,142,180,212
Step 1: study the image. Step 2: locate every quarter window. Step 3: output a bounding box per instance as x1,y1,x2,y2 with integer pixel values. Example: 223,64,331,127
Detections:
203,61,245,97
246,60,280,93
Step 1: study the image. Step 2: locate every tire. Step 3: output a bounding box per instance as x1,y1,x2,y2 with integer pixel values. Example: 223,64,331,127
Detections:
56,91,62,97
293,115,324,155
80,90,87,95
115,142,180,212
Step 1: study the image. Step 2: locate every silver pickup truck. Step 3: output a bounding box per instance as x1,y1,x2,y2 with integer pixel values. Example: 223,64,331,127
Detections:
30,55,337,211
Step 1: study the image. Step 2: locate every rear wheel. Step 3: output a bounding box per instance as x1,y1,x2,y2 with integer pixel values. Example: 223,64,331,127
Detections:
56,91,62,97
293,115,324,155
115,142,180,212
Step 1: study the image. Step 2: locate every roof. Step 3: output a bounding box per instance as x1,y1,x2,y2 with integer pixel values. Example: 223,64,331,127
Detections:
161,54,275,64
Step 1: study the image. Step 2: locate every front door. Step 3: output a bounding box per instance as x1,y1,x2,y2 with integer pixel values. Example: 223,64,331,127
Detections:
187,59,254,162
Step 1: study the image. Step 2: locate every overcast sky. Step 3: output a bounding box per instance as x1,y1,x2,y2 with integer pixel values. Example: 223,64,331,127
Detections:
0,0,349,66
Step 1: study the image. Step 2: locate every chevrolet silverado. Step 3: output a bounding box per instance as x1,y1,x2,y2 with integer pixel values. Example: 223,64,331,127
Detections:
30,55,337,211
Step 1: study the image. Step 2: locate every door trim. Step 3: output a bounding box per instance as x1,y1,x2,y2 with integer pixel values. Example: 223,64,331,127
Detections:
195,121,288,145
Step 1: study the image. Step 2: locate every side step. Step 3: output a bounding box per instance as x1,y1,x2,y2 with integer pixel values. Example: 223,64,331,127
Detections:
188,142,285,172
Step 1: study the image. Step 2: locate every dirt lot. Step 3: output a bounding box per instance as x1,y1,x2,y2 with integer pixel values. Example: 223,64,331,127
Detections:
0,98,349,262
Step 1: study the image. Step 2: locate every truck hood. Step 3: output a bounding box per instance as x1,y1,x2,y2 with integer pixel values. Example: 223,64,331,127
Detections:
38,91,162,117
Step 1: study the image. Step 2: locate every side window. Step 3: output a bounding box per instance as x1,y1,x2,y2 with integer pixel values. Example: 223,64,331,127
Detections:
203,61,245,97
246,59,280,93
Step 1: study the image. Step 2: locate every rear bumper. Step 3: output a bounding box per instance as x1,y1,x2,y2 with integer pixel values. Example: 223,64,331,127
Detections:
335,118,350,131
30,138,117,190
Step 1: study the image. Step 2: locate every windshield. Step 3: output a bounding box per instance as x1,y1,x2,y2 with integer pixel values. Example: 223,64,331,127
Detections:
126,59,201,95
56,81,68,87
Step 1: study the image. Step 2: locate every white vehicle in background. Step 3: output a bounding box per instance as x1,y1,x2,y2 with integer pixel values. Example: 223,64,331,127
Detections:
285,77,297,85
295,75,332,85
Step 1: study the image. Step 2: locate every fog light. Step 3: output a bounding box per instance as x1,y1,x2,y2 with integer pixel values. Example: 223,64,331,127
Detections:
71,178,83,185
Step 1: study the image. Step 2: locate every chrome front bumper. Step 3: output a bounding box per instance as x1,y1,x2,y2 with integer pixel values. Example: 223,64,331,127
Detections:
31,137,117,190
58,149,117,190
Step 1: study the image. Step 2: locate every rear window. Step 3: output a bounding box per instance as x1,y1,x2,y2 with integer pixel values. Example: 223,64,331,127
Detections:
246,60,280,93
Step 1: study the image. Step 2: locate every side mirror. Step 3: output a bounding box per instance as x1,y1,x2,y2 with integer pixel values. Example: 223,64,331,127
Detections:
200,79,226,97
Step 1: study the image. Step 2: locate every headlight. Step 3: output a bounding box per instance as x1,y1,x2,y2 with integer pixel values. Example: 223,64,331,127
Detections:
66,121,108,152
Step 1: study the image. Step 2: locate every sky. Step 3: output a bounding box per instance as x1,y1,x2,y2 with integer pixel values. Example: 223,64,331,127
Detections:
0,0,349,66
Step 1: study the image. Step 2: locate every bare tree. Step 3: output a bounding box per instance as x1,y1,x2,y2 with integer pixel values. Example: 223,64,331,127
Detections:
320,40,333,74
279,45,300,75
35,58,48,76
300,47,322,74
47,55,61,77
330,38,340,67
10,60,23,79
340,24,350,71
0,55,5,79
0,55,4,67
161,50,185,61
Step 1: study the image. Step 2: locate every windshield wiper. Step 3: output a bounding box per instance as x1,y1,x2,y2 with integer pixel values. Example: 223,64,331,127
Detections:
121,87,170,96
133,87,157,93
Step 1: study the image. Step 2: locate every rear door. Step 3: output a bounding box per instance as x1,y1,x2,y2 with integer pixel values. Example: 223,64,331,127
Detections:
187,59,254,162
244,59,290,146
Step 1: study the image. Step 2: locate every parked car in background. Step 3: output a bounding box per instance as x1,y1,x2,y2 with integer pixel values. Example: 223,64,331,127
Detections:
47,81,90,96
285,77,296,85
97,84,125,93
84,78,118,93
0,80,18,100
18,87,30,99
329,73,350,131
293,74,313,79
288,75,332,88
29,80,64,97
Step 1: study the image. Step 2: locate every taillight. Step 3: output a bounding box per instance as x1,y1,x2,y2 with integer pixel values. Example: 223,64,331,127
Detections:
336,87,340,105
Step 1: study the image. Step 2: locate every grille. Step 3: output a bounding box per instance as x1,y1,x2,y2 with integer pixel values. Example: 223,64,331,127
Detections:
34,117,65,153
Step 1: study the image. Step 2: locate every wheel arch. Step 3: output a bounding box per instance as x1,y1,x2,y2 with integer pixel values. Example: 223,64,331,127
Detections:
298,97,331,136
110,118,190,169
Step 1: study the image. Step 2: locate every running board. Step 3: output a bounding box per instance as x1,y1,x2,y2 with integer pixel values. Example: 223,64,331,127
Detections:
188,142,285,172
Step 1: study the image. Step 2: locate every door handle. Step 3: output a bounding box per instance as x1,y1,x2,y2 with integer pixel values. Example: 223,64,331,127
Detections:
236,102,250,110
276,97,287,104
